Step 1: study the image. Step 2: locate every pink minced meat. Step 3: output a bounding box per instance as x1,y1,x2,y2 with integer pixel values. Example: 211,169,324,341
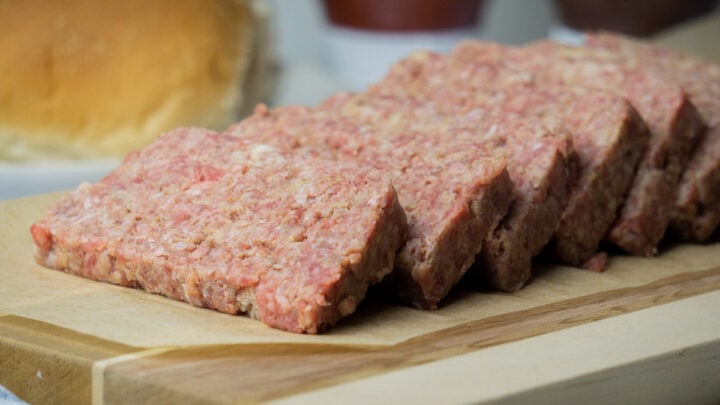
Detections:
586,32,720,242
226,105,514,309
509,41,705,256
30,128,408,334
370,43,649,268
319,92,575,292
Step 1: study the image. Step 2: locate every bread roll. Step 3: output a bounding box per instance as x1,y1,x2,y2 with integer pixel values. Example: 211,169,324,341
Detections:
0,0,267,160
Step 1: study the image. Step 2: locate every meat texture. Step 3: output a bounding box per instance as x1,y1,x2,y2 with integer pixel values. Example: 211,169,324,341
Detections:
226,105,514,308
509,40,705,255
320,92,575,291
586,32,720,241
371,43,649,269
31,128,408,333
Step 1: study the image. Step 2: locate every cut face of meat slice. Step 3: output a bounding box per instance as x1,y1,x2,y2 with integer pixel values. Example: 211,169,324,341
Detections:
31,128,408,333
586,32,720,242
371,43,649,267
507,41,705,255
226,105,515,308
319,92,576,292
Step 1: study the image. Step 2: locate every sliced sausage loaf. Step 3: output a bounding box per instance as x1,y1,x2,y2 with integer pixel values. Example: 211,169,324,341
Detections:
31,128,408,333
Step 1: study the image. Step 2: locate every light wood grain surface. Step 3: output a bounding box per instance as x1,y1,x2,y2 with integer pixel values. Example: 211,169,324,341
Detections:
2,176,720,404
271,290,720,405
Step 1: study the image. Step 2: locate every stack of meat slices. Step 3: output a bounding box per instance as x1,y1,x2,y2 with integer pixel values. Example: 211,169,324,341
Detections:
31,34,720,333
317,92,576,292
585,33,720,242
369,49,651,270
225,105,516,309
504,41,705,256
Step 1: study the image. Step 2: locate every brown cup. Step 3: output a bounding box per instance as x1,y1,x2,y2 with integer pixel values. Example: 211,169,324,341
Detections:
322,0,484,32
553,0,717,36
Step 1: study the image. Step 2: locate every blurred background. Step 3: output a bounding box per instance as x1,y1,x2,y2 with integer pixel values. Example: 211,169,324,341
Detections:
269,0,717,105
271,0,561,105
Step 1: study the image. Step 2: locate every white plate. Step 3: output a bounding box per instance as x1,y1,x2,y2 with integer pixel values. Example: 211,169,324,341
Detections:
0,159,120,200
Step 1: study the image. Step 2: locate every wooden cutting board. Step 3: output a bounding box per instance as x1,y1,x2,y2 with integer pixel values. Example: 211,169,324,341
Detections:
2,190,720,404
